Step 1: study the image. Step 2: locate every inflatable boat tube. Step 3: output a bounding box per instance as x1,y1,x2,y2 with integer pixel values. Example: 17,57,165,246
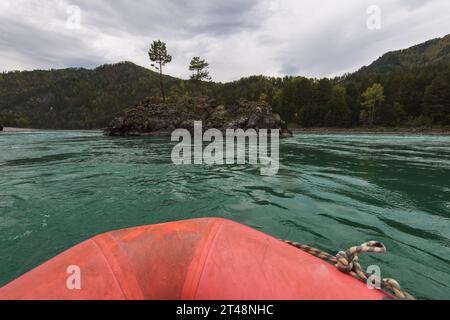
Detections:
0,218,390,300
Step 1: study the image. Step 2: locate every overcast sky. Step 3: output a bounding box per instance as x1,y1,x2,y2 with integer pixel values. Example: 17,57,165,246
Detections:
1,0,449,82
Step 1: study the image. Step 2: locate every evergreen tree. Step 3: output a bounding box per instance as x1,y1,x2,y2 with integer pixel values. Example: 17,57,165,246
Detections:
148,40,172,102
325,86,351,127
189,57,211,82
345,82,361,126
423,71,450,124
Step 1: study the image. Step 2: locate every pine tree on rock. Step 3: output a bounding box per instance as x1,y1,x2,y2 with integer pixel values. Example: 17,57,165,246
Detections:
189,57,211,82
149,40,172,102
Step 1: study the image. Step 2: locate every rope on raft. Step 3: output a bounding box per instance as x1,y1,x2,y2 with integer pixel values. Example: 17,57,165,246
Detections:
283,240,415,300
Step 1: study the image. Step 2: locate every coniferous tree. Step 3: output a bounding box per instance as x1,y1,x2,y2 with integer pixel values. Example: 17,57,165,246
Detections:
149,40,172,102
189,57,211,82
423,71,450,125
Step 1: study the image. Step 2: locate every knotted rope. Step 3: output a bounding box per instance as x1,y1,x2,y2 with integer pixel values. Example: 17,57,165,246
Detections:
283,240,415,300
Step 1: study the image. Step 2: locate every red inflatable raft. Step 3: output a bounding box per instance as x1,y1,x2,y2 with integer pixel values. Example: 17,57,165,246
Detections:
0,218,390,300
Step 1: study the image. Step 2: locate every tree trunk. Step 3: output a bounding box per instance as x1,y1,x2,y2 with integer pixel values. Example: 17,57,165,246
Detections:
159,62,165,102
369,105,375,127
372,101,379,126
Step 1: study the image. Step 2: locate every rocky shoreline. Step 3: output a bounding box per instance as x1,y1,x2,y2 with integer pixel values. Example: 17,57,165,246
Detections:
104,97,293,138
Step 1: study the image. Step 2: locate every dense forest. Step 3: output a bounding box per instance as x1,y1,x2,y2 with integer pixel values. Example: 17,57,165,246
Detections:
0,35,449,129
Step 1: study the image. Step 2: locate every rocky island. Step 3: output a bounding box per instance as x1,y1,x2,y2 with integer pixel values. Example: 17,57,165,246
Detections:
104,97,293,138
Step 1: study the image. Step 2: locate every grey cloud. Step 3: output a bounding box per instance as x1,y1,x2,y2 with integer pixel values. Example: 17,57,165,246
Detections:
398,0,436,10
74,0,264,38
0,17,103,70
0,0,449,80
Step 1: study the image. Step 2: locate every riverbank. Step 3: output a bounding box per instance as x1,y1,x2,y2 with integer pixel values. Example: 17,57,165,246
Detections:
0,127,40,133
291,127,450,136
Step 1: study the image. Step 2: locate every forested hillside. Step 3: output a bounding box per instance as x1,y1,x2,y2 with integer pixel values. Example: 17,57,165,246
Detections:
356,34,450,74
1,35,449,129
0,62,182,129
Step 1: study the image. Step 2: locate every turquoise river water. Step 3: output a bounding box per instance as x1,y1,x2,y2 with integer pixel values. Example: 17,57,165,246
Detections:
0,131,449,299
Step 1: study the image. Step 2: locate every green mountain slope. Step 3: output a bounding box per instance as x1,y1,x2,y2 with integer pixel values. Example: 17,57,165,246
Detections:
356,34,450,75
0,62,182,129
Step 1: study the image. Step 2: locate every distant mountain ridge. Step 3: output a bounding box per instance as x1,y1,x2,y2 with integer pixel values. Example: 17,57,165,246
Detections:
355,34,450,75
